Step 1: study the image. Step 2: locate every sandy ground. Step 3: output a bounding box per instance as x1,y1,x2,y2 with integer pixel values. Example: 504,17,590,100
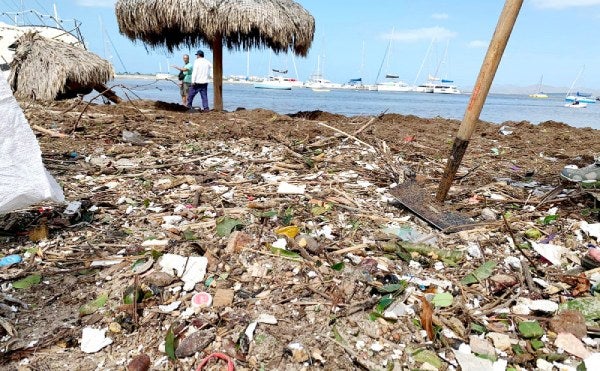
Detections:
1,98,600,370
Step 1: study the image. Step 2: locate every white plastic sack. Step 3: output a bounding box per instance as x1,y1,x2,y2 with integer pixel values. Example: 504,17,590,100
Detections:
0,72,64,213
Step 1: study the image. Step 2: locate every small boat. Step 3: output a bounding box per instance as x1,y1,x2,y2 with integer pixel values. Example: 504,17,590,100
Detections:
376,75,413,92
311,87,331,92
529,75,548,98
565,66,596,103
564,101,587,108
254,76,293,90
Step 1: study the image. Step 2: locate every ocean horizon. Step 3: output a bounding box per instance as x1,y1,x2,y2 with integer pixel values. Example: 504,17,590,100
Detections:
109,77,599,130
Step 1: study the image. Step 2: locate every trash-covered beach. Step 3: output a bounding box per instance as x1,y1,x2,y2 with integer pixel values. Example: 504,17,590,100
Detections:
2,98,600,370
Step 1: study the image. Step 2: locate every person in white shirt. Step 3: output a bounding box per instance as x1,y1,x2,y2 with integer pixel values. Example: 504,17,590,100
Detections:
187,50,212,111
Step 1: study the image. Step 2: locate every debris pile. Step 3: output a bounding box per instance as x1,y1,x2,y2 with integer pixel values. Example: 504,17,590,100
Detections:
1,99,600,369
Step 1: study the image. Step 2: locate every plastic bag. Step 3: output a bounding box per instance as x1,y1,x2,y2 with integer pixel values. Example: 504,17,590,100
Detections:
0,72,64,213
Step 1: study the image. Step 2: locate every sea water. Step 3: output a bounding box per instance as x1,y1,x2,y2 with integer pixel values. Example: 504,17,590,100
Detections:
111,78,599,130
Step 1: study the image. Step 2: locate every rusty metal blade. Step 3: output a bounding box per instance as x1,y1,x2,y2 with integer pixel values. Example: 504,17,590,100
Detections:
390,181,474,232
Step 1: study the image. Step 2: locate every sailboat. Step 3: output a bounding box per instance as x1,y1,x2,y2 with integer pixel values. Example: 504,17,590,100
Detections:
414,40,460,94
156,60,174,80
529,75,548,98
565,66,597,104
304,55,339,90
375,30,412,92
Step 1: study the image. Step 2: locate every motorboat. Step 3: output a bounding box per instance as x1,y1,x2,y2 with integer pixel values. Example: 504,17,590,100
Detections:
254,75,293,90
433,81,461,94
564,101,587,108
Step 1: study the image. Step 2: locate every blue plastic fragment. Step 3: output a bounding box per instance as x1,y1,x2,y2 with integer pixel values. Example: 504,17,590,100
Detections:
0,254,22,267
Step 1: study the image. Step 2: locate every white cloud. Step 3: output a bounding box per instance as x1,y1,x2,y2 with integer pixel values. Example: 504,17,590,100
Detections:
385,27,457,43
532,0,600,9
467,40,488,48
75,0,116,7
431,13,449,20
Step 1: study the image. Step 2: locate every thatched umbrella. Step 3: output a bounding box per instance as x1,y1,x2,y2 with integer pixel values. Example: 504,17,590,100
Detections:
115,0,315,111
9,32,115,101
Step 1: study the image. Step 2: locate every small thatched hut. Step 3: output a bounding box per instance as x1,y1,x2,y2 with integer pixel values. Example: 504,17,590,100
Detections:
115,0,315,111
9,32,115,101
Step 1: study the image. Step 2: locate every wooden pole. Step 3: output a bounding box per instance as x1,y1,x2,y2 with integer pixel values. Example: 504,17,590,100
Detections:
212,33,223,111
435,0,523,202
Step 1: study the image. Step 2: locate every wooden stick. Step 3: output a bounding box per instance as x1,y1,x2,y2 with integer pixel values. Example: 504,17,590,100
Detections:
436,0,524,201
314,121,376,151
31,125,68,138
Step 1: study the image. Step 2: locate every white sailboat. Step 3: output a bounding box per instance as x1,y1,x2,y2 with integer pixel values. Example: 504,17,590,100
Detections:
529,75,548,98
156,60,174,80
304,55,339,90
414,40,460,94
375,30,412,92
565,65,596,104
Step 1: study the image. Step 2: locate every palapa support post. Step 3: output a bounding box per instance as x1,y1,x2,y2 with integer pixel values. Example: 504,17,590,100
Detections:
93,83,122,104
212,33,223,112
435,0,523,202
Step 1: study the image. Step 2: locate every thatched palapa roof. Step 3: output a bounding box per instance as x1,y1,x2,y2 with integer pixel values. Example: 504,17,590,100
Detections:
9,32,114,101
115,0,315,56
115,0,315,111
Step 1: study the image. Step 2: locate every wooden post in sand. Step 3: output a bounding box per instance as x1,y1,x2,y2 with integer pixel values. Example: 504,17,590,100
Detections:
436,0,523,202
212,33,224,112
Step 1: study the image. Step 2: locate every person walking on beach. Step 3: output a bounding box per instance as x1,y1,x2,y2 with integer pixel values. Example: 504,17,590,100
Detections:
187,50,212,111
171,54,193,106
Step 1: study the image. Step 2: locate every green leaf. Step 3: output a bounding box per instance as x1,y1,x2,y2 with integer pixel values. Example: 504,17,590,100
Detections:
524,228,542,240
531,339,545,350
270,247,301,260
431,292,454,307
182,228,197,241
512,344,524,355
471,323,486,334
331,262,345,271
216,217,244,237
541,215,559,225
150,249,163,260
518,321,544,339
12,274,42,289
375,295,395,313
412,349,443,368
165,325,176,360
79,292,109,316
332,325,343,343
461,261,497,285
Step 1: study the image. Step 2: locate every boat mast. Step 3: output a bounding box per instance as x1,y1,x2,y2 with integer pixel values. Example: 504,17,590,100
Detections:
567,65,585,96
413,38,435,86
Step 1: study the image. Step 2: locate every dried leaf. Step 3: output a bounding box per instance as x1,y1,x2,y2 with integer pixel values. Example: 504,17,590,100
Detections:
418,296,435,340
560,274,590,297
274,225,300,239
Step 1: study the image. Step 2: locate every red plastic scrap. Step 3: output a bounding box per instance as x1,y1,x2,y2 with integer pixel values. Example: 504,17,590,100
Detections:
196,352,235,371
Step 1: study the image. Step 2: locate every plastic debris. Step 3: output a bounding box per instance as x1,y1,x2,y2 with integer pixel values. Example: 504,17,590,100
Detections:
191,292,212,309
0,254,22,268
80,327,113,353
158,254,208,291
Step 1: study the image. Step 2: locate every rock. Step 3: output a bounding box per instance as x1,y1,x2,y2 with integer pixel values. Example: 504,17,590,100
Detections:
487,332,511,351
175,329,216,358
549,310,587,339
144,271,175,287
469,335,496,358
127,354,151,371
480,208,497,221
555,332,591,359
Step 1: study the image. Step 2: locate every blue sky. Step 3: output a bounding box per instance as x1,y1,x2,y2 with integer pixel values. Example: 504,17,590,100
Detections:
3,0,600,90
